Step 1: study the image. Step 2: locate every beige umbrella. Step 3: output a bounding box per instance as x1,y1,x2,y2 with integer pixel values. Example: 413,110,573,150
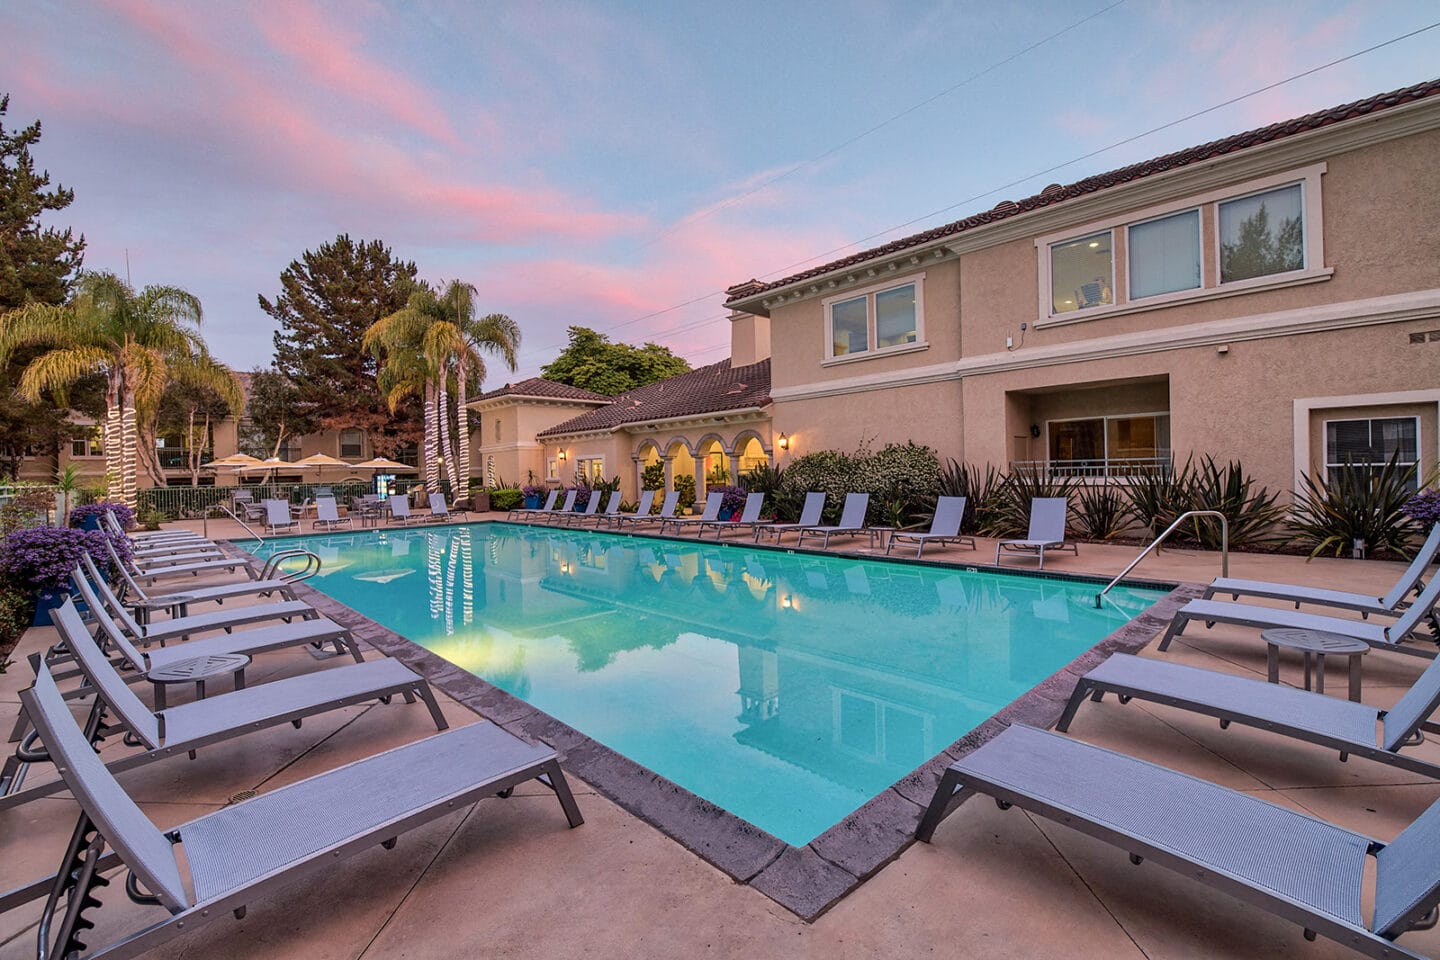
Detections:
295,453,356,477
353,457,418,472
206,453,262,468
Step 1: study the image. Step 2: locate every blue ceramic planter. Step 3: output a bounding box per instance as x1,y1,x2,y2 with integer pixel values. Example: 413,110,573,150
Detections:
32,589,67,627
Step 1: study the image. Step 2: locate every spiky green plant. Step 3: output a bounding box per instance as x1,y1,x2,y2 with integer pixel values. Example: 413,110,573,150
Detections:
1121,456,1195,538
1073,483,1131,540
986,469,1075,538
1186,455,1286,548
1288,454,1427,559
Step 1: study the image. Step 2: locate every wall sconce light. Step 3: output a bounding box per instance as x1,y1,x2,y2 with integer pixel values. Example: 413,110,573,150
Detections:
558,450,567,461
781,594,793,609
777,433,789,451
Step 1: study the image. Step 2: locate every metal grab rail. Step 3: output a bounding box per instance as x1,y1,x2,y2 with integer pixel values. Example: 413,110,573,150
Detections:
260,549,322,583
215,504,265,544
1095,510,1229,608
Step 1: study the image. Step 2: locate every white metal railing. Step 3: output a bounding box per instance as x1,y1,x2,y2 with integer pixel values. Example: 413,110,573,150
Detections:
1095,510,1229,608
1009,457,1171,480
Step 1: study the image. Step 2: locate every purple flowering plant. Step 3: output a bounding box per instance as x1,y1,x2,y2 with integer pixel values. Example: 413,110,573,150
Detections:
711,484,747,516
68,501,137,530
0,526,134,593
520,483,547,499
1404,489,1440,527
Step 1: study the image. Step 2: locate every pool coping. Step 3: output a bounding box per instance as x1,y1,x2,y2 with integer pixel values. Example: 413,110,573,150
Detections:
227,521,1201,921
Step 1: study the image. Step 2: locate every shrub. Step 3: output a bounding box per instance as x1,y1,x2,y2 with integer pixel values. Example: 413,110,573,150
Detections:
520,483,546,500
1186,455,1285,548
489,487,523,512
1289,455,1424,559
987,470,1075,538
780,441,941,524
0,582,34,660
0,487,55,534
710,484,747,516
69,501,136,530
641,462,665,490
741,463,801,521
1403,488,1440,528
1073,483,1131,540
0,526,131,593
1122,458,1195,538
672,474,696,510
920,460,1002,534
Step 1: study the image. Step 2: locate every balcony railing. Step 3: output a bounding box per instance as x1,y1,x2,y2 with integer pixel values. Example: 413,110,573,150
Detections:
1009,456,1172,480
158,449,214,470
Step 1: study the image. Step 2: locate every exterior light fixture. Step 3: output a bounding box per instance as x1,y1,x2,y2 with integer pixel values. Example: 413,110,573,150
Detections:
558,450,567,461
777,433,789,451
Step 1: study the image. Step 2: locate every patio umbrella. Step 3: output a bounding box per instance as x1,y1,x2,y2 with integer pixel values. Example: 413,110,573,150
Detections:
353,457,419,472
295,453,356,478
206,453,262,468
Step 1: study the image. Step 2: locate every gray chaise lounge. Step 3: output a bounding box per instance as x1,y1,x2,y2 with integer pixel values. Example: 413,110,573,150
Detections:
916,723,1440,959
10,660,583,956
615,490,680,529
508,488,558,521
1204,523,1440,618
660,491,723,535
886,495,976,558
756,491,825,544
1058,651,1440,778
795,492,871,549
0,599,446,812
994,496,1076,569
1159,571,1440,660
698,492,768,539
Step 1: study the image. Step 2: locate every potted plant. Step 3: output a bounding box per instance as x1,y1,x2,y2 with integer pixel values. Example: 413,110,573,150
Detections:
69,500,136,532
521,483,546,510
712,484,747,521
0,526,132,626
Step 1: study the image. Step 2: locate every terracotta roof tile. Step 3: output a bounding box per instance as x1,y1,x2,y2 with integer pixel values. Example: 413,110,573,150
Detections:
726,77,1440,305
537,359,771,438
474,377,612,403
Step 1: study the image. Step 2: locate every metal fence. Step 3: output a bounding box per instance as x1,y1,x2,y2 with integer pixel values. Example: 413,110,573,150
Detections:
137,479,422,519
1008,457,1173,480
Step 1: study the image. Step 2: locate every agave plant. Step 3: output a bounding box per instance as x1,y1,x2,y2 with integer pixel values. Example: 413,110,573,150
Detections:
1072,483,1131,540
1186,455,1286,548
919,459,1002,534
1288,454,1426,559
1121,456,1195,538
986,469,1075,539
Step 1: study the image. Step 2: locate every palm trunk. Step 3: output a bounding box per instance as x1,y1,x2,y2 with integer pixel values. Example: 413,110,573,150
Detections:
120,395,138,508
103,392,123,500
423,381,440,492
456,360,470,496
437,374,460,495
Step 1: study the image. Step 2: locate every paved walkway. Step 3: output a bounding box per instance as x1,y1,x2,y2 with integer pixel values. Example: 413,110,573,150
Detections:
1,515,1437,959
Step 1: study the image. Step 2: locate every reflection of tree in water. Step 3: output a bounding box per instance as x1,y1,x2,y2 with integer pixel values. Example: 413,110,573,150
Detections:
488,645,531,700
561,613,680,672
1221,203,1302,282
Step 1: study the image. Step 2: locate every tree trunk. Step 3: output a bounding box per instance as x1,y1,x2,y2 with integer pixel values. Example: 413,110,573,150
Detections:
104,382,123,499
436,374,459,496
456,360,470,496
423,381,439,492
120,398,138,507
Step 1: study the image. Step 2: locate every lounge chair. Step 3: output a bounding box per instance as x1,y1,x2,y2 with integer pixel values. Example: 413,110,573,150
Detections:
756,491,826,544
561,491,602,527
660,492,723,535
1158,570,1440,660
101,543,298,621
615,490,679,530
427,492,465,522
1203,523,1440,618
508,489,558,521
117,540,257,585
915,723,1440,959
312,495,353,531
575,491,623,527
994,496,1076,569
103,509,207,546
795,492,871,549
600,489,654,529
887,495,976,558
11,660,583,957
75,566,317,647
699,492,768,539
263,498,300,535
534,489,578,524
1058,651,1440,779
387,494,427,526
0,599,447,812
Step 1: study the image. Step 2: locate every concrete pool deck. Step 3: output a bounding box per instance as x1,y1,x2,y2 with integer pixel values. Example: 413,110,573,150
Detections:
2,516,1438,959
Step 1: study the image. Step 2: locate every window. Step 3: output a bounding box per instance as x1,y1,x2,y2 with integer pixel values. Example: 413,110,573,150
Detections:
70,426,103,458
276,439,300,461
1325,417,1419,491
576,457,605,483
493,419,501,443
1050,232,1113,314
339,428,364,459
1047,413,1171,478
1219,183,1304,283
546,457,559,480
1129,209,1200,299
824,278,922,360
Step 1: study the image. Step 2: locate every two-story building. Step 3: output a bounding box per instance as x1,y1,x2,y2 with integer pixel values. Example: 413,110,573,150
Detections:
722,78,1440,498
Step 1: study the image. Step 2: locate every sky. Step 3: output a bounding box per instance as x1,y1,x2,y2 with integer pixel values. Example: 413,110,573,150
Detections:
8,0,1440,385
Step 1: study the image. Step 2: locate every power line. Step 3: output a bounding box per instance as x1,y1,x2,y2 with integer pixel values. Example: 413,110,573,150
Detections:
513,19,1439,370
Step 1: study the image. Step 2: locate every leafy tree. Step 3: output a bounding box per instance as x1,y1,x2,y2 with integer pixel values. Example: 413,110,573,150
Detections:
261,234,421,456
1221,203,1303,283
0,93,93,478
155,361,243,485
238,368,316,460
0,272,220,504
540,326,690,395
364,280,519,495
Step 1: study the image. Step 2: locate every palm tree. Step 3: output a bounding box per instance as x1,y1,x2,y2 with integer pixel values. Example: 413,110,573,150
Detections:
0,272,212,506
365,280,518,496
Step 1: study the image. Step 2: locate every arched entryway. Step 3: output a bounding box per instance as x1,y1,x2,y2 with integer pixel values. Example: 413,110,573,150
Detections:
696,435,728,499
666,438,696,511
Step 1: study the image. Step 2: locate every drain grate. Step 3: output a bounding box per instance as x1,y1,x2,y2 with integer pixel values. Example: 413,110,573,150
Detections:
224,789,257,806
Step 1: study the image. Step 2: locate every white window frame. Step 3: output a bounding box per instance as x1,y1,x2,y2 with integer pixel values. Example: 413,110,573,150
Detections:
1034,163,1329,328
576,456,605,483
70,425,104,459
1126,208,1203,302
1047,229,1116,316
546,457,559,480
1045,411,1171,479
338,428,364,459
1322,415,1421,476
821,274,927,365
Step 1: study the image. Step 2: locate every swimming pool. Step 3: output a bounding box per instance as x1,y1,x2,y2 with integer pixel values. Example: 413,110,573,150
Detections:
251,522,1164,846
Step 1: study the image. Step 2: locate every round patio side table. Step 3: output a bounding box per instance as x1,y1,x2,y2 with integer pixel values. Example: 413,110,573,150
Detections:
1260,628,1368,702
148,653,251,711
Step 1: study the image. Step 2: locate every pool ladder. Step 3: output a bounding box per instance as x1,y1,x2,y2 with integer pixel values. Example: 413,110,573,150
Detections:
1094,510,1228,608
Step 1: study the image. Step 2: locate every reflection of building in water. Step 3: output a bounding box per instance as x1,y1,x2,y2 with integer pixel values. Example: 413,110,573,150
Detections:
737,647,779,723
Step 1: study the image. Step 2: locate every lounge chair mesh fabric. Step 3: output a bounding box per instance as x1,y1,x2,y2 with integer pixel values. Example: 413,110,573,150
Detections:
1374,801,1440,936
1382,654,1440,750
948,725,1369,925
179,721,551,902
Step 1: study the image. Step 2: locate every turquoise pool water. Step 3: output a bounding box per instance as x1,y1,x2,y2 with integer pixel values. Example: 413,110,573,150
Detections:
251,523,1163,846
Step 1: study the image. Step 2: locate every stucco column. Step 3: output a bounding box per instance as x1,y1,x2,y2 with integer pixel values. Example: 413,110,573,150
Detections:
663,456,674,487
728,453,741,485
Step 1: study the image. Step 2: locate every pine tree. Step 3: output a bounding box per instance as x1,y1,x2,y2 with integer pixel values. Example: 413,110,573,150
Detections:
261,235,422,456
0,93,95,479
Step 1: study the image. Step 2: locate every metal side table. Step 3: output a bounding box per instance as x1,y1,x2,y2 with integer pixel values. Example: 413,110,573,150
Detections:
148,653,251,711
1260,628,1368,702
